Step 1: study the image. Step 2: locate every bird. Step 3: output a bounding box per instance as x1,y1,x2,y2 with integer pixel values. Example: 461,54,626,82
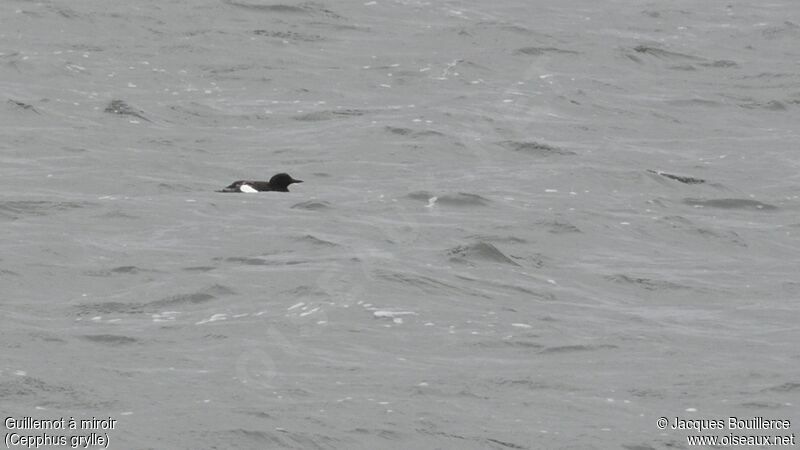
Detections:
217,173,303,193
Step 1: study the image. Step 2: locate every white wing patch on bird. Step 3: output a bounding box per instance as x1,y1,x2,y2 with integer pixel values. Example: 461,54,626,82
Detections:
239,184,258,193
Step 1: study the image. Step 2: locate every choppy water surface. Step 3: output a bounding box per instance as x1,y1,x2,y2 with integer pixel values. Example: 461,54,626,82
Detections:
2,0,799,448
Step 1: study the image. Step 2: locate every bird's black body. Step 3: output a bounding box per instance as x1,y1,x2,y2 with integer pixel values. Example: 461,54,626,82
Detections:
218,173,303,193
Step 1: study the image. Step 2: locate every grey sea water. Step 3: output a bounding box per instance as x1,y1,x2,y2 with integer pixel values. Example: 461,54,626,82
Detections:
2,0,799,448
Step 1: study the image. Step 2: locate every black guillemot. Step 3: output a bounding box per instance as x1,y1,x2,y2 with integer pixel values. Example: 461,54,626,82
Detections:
218,173,303,193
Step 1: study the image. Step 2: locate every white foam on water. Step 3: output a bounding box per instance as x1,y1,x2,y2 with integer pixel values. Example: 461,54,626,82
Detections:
195,314,227,325
374,311,417,319
299,307,320,317
152,311,180,323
